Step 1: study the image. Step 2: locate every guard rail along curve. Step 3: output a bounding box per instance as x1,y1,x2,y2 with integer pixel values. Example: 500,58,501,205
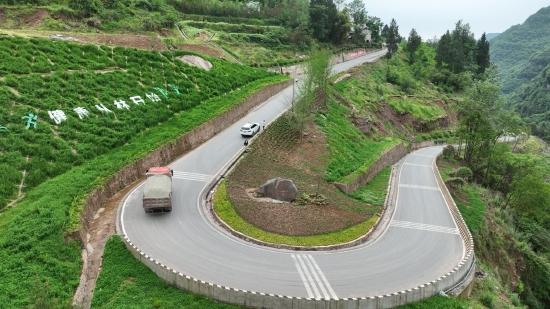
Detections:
120,145,476,309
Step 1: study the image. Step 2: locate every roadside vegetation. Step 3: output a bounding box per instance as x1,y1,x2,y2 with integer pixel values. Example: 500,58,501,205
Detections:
92,235,241,309
0,35,286,307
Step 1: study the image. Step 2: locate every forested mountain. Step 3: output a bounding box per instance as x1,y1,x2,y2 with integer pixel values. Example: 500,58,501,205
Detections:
507,61,550,141
489,5,550,94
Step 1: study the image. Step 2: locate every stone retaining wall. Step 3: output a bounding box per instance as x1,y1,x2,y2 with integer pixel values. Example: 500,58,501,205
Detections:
79,79,292,244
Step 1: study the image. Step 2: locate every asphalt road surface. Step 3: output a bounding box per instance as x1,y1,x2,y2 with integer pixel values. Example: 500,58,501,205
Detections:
120,50,464,298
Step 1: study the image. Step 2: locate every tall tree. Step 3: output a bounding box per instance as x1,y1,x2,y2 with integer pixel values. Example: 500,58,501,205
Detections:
386,18,400,56
365,15,384,42
380,24,389,40
309,0,337,42
435,30,451,68
448,20,476,73
476,32,490,75
346,0,367,26
330,9,352,45
407,28,422,63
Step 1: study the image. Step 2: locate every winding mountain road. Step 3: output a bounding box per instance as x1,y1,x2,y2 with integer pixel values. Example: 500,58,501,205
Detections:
120,49,464,300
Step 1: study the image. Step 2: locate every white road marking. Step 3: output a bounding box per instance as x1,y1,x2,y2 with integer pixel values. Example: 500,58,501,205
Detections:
291,255,314,298
403,163,432,167
391,220,459,234
410,154,436,158
292,254,337,299
306,255,339,300
172,171,213,182
399,184,440,191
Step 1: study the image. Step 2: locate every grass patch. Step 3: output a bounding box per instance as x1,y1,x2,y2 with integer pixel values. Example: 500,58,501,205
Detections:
318,101,401,184
387,98,446,121
215,181,378,246
349,166,391,206
395,295,470,308
92,235,240,309
439,164,454,181
456,186,486,232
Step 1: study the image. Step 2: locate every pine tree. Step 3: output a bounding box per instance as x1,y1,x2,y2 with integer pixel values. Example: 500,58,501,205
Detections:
476,32,490,74
407,28,422,63
435,31,451,68
381,24,389,40
386,18,400,56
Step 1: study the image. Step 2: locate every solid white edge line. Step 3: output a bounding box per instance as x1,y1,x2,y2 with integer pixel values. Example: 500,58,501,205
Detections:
120,182,146,237
291,254,315,298
307,255,338,300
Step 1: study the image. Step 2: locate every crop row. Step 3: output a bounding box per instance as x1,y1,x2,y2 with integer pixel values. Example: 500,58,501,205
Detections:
0,36,280,207
180,20,285,35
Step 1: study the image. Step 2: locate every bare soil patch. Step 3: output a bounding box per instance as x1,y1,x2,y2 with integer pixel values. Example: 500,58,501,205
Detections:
66,33,226,59
178,55,212,71
21,8,49,27
227,122,379,236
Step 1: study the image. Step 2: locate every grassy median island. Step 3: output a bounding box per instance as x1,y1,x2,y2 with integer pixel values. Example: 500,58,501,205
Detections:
216,95,393,246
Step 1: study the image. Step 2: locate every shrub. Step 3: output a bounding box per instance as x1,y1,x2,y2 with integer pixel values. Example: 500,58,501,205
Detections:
455,167,473,181
479,291,495,308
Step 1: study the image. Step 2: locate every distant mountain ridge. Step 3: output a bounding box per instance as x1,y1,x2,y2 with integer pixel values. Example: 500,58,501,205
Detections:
489,5,550,94
485,33,500,41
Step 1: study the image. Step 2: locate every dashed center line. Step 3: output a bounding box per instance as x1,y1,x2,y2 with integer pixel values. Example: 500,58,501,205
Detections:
403,163,432,167
291,254,338,300
410,153,436,158
399,184,440,191
172,171,213,182
391,220,459,234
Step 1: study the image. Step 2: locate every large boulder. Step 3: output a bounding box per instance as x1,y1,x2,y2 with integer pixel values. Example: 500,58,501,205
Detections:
257,178,298,202
353,116,372,135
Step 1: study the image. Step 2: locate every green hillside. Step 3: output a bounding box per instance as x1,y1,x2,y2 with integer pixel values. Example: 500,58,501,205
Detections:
0,36,278,208
489,5,550,94
508,62,550,141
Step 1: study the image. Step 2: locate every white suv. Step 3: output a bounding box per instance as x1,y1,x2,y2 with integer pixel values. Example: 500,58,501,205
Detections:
240,122,260,137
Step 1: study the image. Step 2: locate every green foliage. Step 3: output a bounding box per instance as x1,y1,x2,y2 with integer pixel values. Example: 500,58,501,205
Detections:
442,145,455,159
92,235,241,308
317,101,400,183
507,61,550,142
490,6,550,94
309,0,337,43
456,186,486,232
406,28,421,64
454,167,473,180
350,166,391,206
395,295,469,308
386,18,400,57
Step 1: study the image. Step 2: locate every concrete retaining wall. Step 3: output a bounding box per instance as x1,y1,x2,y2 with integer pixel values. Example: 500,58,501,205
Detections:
333,141,439,195
123,234,474,309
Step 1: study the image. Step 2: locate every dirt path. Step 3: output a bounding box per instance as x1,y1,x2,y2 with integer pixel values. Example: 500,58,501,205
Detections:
73,177,143,309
